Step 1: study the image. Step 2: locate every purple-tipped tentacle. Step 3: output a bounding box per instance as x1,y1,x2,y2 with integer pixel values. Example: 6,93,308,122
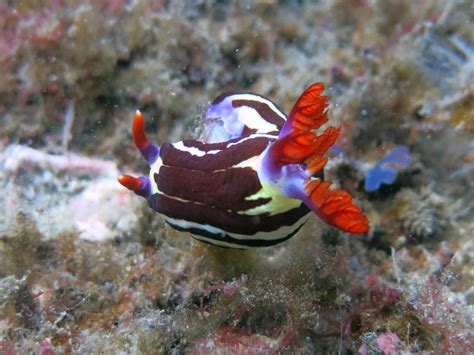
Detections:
118,174,152,199
132,110,160,165
135,176,152,198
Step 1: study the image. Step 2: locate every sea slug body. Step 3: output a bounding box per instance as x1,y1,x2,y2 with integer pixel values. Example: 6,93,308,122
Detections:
119,83,369,248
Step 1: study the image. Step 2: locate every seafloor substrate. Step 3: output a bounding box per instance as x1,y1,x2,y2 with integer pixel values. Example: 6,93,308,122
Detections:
0,1,473,353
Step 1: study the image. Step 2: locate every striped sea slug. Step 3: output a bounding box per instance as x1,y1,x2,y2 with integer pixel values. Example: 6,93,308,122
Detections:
119,83,369,248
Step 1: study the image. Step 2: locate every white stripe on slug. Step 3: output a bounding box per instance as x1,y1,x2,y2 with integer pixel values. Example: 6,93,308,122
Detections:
233,106,278,133
172,141,222,157
229,93,287,120
164,215,310,242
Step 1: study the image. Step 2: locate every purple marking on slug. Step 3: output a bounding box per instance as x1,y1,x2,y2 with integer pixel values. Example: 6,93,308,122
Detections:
260,149,306,183
135,176,152,198
140,143,160,165
260,149,282,182
278,164,309,200
205,98,245,139
259,155,324,204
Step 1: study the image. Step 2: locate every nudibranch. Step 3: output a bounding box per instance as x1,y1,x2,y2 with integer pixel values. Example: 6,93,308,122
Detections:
119,83,369,248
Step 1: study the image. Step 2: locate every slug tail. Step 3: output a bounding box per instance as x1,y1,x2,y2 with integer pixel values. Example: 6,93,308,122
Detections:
266,82,339,174
280,82,329,137
261,82,369,234
303,179,369,234
268,126,340,170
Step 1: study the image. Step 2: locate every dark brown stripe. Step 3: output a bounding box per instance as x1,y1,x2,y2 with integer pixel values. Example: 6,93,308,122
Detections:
148,193,310,235
232,99,286,129
181,135,243,152
242,126,257,137
211,92,233,105
168,221,305,247
155,166,271,211
160,136,271,172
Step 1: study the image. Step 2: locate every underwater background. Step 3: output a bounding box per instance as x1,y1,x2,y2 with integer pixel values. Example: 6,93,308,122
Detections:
0,0,473,353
